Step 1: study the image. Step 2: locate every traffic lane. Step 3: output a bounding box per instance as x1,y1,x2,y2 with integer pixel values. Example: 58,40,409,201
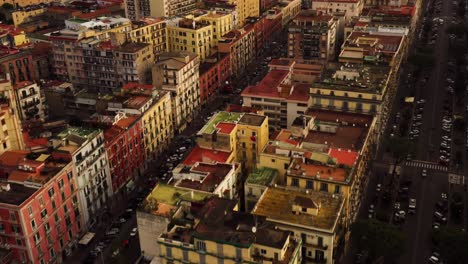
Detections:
399,169,448,264
102,214,138,262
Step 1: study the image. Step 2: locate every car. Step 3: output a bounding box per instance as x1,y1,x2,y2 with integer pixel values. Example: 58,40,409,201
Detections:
434,211,447,223
422,169,427,177
368,204,375,214
106,229,119,237
409,199,417,213
429,255,439,264
394,210,406,219
441,192,448,200
394,202,400,210
130,227,138,237
433,222,440,229
376,184,381,192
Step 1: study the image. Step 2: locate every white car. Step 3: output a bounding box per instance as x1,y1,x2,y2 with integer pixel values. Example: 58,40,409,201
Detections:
422,169,427,177
130,228,138,237
376,184,382,192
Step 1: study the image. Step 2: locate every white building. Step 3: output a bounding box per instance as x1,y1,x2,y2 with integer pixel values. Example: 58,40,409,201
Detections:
52,127,112,227
154,51,200,133
14,82,46,121
311,0,364,22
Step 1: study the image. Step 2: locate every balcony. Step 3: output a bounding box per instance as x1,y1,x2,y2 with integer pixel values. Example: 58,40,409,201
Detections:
304,241,329,251
304,256,327,263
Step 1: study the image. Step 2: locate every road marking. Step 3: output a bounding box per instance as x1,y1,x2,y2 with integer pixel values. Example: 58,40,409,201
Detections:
404,160,448,172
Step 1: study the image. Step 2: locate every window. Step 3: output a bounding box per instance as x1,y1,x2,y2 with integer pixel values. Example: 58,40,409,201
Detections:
306,180,313,189
317,236,323,246
196,241,206,252
0,223,4,232
50,248,55,258
166,246,172,257
34,232,40,243
67,171,73,181
334,185,341,194
27,206,33,216
38,197,44,207
48,187,55,198
40,209,47,219
183,250,189,261
320,183,328,192
10,211,16,221
0,119,5,125
58,179,64,189
12,225,21,234
31,219,36,229
16,238,22,246
261,249,267,254
45,223,50,233
291,178,299,187
271,159,275,163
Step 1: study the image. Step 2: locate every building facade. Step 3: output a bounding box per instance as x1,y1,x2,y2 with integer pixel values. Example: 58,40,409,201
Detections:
51,127,112,228
127,17,168,58
198,52,230,105
0,77,25,154
13,81,46,121
154,52,200,133
0,151,84,263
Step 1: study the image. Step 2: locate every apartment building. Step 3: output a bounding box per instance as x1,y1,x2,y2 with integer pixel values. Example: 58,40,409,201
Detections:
196,111,269,173
124,0,197,20
0,151,83,263
229,0,260,27
311,0,364,22
158,197,302,264
0,47,35,85
50,127,112,228
0,0,54,7
277,0,302,26
254,186,345,264
218,27,256,78
137,184,212,261
288,10,337,63
103,113,145,193
127,17,168,58
49,17,132,85
13,81,46,121
0,77,25,154
258,110,377,223
79,40,154,93
0,24,30,47
241,59,311,130
154,52,200,133
109,83,174,162
199,52,230,105
167,18,214,62
195,10,234,46
244,167,278,211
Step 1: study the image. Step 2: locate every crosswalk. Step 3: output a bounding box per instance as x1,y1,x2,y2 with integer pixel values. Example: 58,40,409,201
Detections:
404,160,448,172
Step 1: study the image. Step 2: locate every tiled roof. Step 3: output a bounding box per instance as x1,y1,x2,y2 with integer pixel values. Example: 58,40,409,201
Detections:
182,146,231,165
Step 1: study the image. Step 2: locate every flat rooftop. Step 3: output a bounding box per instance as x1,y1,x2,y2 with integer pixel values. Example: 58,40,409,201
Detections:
238,113,266,127
289,158,350,183
142,184,211,217
176,163,233,193
117,42,149,53
195,198,290,249
200,111,241,134
253,187,344,232
313,62,390,93
246,167,277,186
305,126,365,150
182,146,231,166
0,183,37,206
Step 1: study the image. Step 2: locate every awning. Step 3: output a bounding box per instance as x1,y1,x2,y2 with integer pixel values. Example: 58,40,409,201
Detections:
78,232,95,245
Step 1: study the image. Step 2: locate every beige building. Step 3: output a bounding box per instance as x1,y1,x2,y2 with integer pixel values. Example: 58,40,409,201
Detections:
158,197,302,264
154,52,200,133
229,0,260,27
167,18,215,62
311,0,364,22
218,27,256,78
49,17,132,86
11,7,46,26
0,77,25,154
13,81,46,121
127,17,168,58
124,0,197,20
254,186,345,264
288,10,337,63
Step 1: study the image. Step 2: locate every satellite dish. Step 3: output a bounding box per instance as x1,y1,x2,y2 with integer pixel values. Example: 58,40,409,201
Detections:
252,226,257,233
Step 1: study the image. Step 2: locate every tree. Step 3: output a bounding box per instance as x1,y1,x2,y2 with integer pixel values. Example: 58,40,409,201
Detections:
351,219,406,263
1,3,13,9
386,136,413,164
432,227,468,264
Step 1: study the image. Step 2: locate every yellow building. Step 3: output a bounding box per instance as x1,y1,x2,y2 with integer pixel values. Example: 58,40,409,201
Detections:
0,78,25,154
0,0,54,7
158,197,302,264
229,0,260,27
197,111,269,173
258,110,377,224
11,8,46,26
194,10,233,46
254,186,345,264
154,51,200,133
0,24,30,47
127,17,168,57
167,18,214,62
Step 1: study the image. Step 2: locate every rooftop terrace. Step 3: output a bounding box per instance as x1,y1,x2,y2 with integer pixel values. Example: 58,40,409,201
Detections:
313,62,390,93
253,187,344,231
246,167,278,186
200,111,241,134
